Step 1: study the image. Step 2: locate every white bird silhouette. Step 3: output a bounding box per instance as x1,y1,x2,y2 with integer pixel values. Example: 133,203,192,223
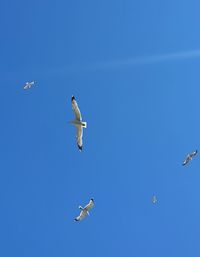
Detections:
23,81,36,90
182,150,198,166
70,96,87,151
152,195,157,204
74,198,94,222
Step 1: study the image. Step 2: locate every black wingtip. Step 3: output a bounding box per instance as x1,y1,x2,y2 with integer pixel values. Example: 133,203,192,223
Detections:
78,144,83,151
90,198,94,202
71,95,75,101
74,218,78,222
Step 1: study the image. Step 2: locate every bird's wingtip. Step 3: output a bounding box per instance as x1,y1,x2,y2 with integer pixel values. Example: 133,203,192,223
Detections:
71,95,76,101
90,198,94,202
78,144,83,151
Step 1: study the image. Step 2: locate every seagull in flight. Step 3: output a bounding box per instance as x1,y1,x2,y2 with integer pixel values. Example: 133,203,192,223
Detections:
23,81,36,90
152,195,157,204
70,96,87,151
74,198,94,222
182,150,198,166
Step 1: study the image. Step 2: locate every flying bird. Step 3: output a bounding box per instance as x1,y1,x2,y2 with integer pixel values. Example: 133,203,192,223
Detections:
74,198,94,222
23,81,36,90
182,150,198,166
70,96,87,151
152,195,157,204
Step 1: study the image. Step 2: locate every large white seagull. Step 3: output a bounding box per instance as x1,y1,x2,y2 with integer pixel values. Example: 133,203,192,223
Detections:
23,81,36,90
182,150,198,166
70,96,87,151
74,198,94,222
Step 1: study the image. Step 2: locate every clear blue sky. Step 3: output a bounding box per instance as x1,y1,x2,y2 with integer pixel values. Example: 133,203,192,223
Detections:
1,0,200,256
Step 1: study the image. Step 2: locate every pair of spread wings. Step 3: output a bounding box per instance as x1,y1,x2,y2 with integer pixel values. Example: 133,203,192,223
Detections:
182,150,197,166
74,199,94,221
71,96,83,150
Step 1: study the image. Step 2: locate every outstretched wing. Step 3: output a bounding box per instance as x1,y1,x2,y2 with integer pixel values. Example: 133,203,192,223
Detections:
190,150,198,157
74,210,87,221
23,82,29,89
182,160,188,166
182,155,190,166
72,96,82,121
84,199,94,211
76,126,83,151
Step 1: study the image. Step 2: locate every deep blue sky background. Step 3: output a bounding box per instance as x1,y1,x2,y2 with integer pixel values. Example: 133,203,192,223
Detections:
1,1,200,256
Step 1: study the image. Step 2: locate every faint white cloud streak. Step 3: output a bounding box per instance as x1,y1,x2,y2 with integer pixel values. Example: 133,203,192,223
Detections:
10,49,200,79
83,49,200,71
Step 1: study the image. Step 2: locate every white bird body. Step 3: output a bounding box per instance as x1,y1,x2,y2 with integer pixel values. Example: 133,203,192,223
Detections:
23,81,35,90
74,199,94,222
70,96,87,151
182,150,198,166
70,120,87,127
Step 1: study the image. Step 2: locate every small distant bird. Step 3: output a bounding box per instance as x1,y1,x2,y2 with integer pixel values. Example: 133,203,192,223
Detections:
70,96,87,151
182,150,198,166
152,195,157,204
23,81,36,90
74,198,94,222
